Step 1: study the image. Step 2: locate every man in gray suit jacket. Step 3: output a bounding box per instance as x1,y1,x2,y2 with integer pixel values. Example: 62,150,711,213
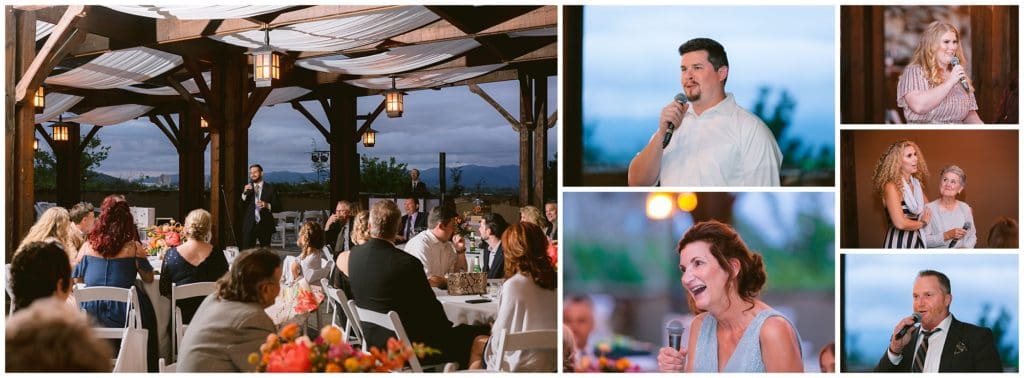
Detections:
177,249,281,372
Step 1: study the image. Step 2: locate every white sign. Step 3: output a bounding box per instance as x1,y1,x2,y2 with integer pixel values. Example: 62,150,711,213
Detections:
130,207,156,229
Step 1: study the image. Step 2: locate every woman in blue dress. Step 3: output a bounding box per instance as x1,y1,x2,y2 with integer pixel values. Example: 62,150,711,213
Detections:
657,220,803,372
73,198,154,328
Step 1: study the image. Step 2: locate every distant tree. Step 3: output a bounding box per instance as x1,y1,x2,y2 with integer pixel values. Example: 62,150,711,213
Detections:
34,136,111,190
360,156,408,193
545,155,557,201
448,166,465,199
977,303,1018,369
750,86,834,182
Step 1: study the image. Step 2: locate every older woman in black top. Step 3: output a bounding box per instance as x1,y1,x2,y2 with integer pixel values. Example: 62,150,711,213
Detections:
159,209,229,323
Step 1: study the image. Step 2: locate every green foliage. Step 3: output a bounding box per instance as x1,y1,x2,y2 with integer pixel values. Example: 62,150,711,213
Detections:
34,136,112,190
274,180,329,193
565,241,647,291
360,156,408,193
448,166,464,198
750,86,834,173
977,303,1018,369
545,155,557,201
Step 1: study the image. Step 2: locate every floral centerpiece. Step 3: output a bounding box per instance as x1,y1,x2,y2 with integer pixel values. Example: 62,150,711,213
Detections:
574,342,640,373
144,220,184,257
249,323,439,372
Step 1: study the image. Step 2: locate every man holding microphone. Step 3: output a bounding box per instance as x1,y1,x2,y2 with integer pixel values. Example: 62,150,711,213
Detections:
628,37,782,187
241,164,279,248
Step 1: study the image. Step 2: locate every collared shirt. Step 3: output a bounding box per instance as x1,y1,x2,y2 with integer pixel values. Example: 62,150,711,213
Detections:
403,230,459,278
658,93,782,186
485,240,501,271
887,314,953,372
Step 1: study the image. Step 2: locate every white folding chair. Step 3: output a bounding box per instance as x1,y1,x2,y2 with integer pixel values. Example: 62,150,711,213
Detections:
320,278,362,347
72,286,141,367
350,301,427,372
272,213,288,248
171,282,217,360
280,211,301,246
158,357,176,372
494,329,559,372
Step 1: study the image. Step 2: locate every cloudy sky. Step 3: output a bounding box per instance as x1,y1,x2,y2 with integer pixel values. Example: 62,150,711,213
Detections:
40,77,557,180
582,6,835,167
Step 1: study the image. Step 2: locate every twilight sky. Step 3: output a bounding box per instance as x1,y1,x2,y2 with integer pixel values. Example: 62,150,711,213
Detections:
38,77,557,180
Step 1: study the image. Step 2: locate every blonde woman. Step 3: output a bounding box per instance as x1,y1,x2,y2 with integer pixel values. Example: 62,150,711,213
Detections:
871,140,932,248
331,210,369,301
17,207,78,264
289,221,330,284
519,205,552,236
897,21,982,123
159,209,229,323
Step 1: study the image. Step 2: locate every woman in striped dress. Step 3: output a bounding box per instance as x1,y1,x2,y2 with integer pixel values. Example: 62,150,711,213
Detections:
872,140,932,248
896,21,982,124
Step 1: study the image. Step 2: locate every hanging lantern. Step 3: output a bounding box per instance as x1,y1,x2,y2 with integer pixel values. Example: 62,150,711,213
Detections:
33,138,38,151
200,117,209,129
362,128,377,147
384,76,403,118
33,86,45,114
51,123,68,142
251,28,280,88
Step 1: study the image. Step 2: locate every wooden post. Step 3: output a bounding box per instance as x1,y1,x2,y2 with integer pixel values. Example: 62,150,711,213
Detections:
563,6,583,186
970,5,1018,123
210,53,248,247
324,91,359,206
55,122,82,208
178,107,204,220
6,7,37,256
532,74,548,207
517,70,534,207
839,6,885,123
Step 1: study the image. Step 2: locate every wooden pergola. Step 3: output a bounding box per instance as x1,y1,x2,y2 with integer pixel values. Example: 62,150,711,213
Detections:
5,5,556,253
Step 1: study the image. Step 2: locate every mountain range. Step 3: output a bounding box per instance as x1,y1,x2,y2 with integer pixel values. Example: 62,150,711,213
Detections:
127,164,521,189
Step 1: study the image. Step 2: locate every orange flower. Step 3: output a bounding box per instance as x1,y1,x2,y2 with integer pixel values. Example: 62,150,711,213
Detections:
319,325,342,345
265,342,311,372
598,356,608,368
615,358,631,371
279,323,300,341
325,362,342,373
343,357,360,372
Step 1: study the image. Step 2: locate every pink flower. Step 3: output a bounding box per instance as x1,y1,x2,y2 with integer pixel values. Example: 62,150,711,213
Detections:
265,342,312,372
165,232,181,247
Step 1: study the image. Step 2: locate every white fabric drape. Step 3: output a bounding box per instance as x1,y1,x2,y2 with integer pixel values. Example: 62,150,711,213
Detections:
120,72,212,96
36,20,55,41
345,63,506,90
297,38,480,75
209,6,439,52
35,93,82,123
45,47,182,90
105,5,291,20
262,87,311,107
65,104,153,126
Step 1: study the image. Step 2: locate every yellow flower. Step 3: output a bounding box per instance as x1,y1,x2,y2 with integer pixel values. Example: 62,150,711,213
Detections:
320,325,342,345
598,356,608,368
615,358,631,371
343,357,360,372
598,342,611,354
325,362,342,372
247,352,259,366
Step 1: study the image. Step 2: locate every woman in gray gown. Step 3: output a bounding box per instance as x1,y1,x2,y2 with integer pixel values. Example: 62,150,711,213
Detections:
656,221,803,372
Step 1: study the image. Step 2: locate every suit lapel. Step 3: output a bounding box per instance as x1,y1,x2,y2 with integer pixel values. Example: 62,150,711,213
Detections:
938,316,964,372
901,331,921,371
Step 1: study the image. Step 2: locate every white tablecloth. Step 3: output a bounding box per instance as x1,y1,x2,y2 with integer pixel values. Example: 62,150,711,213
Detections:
433,288,498,326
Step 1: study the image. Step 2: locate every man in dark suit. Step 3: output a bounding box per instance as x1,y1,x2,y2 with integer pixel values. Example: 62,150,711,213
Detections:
324,200,354,253
397,198,427,243
875,270,1002,372
477,213,508,279
241,164,279,249
348,200,488,368
406,168,428,198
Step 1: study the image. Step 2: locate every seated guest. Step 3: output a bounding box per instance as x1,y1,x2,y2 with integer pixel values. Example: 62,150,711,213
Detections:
987,216,1018,248
819,342,835,373
403,206,468,287
923,165,976,248
396,198,427,243
544,202,558,240
563,325,577,372
520,205,553,239
73,199,155,328
563,295,597,360
324,200,354,253
17,206,78,264
289,221,330,283
6,297,113,372
176,249,280,372
349,200,488,368
332,210,369,301
69,202,96,251
476,222,558,371
159,209,229,324
10,240,73,313
477,213,509,279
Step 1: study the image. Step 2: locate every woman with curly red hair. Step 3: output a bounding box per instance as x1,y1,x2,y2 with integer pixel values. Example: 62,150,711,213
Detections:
73,199,154,328
474,222,558,371
657,220,802,372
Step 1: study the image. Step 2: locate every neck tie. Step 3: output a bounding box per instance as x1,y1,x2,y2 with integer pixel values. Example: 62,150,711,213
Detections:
342,222,350,250
254,183,262,223
912,328,941,372
406,215,414,240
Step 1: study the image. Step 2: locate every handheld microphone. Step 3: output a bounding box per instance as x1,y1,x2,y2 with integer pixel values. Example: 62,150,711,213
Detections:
895,312,922,339
667,319,685,351
949,221,971,248
950,57,970,92
661,93,688,149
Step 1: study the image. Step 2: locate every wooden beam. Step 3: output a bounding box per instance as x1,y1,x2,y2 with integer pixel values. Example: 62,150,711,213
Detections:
165,73,211,121
182,57,214,103
35,124,55,149
290,100,331,141
468,83,520,131
15,5,86,103
160,113,180,142
203,134,210,148
547,110,557,128
354,99,386,142
517,71,533,206
243,87,272,125
149,115,180,151
34,5,154,46
79,125,101,153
